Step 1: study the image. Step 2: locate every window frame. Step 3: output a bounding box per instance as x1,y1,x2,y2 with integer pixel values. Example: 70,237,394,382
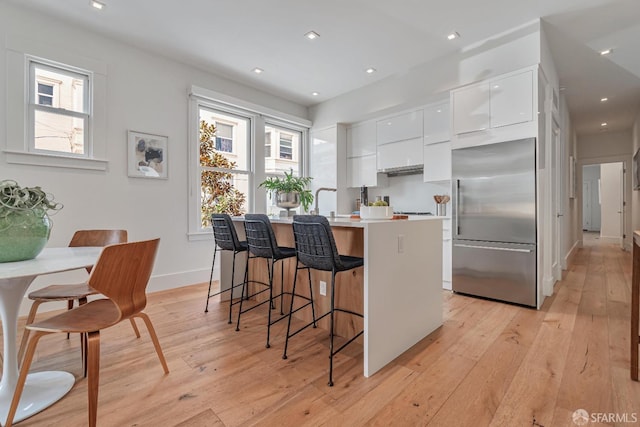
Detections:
187,86,311,240
27,57,93,158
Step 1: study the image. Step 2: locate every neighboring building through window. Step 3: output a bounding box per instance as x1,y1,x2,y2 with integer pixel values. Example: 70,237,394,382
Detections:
28,58,91,156
214,123,233,153
279,134,293,159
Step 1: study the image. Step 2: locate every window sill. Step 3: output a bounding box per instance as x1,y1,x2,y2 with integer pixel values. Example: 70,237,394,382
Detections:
188,231,213,242
3,150,109,171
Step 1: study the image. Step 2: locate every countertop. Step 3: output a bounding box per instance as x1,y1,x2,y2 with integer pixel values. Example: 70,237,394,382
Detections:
232,214,443,229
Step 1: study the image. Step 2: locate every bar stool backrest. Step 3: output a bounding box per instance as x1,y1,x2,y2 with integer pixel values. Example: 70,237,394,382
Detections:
292,215,342,272
244,214,280,259
210,214,243,251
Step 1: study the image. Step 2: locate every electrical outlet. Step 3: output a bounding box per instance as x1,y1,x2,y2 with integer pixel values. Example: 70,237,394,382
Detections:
319,280,327,296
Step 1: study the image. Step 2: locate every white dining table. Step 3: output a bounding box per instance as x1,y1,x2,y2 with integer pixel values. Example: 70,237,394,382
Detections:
0,246,102,425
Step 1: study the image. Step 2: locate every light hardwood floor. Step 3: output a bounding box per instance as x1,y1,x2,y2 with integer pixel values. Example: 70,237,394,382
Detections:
9,237,640,426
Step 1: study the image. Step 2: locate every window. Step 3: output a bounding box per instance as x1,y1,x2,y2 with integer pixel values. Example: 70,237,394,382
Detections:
198,107,250,227
37,83,54,106
264,123,303,216
265,132,272,157
279,134,293,159
188,85,311,238
214,123,233,153
28,59,91,156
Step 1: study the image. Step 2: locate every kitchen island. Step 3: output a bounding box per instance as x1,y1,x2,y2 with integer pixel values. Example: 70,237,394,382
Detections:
219,215,443,377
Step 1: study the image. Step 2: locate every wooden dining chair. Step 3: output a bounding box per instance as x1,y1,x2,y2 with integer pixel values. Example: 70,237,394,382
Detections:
6,238,169,427
18,229,141,370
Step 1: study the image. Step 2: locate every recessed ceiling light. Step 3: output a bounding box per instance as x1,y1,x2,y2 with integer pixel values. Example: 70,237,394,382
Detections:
447,32,460,40
601,122,608,127
366,67,376,74
92,0,105,10
600,49,612,55
311,92,319,96
600,97,608,102
252,67,264,74
304,31,320,40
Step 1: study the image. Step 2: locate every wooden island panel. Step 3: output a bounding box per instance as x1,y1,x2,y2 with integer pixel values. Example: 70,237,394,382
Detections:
245,223,364,340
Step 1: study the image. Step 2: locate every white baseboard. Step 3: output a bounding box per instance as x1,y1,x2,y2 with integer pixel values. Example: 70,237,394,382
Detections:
563,240,579,269
542,276,555,297
600,235,622,245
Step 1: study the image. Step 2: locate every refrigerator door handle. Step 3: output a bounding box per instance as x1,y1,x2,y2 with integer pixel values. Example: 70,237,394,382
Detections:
453,243,533,253
455,179,460,236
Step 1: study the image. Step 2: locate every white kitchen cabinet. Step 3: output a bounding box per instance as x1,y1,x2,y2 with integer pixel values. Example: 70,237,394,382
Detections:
347,120,377,157
451,83,490,135
423,141,451,182
347,154,378,188
376,137,423,172
490,70,533,128
423,101,450,144
376,110,423,145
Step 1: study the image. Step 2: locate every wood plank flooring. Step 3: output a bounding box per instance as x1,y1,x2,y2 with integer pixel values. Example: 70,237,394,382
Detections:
8,237,640,426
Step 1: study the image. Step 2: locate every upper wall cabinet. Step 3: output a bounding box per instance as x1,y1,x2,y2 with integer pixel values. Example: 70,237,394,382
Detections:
423,101,450,144
450,67,537,148
451,83,490,135
376,110,423,145
347,120,376,157
490,70,533,128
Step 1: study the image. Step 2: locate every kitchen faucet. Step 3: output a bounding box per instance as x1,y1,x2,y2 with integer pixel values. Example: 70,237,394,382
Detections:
311,187,337,215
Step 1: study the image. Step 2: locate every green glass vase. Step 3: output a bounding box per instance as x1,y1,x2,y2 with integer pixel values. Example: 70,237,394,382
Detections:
0,210,51,263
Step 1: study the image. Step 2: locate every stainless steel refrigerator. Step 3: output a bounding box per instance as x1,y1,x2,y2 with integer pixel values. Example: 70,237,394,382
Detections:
451,138,537,307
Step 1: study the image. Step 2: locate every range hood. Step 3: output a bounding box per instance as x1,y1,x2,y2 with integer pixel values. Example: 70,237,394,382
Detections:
379,164,424,177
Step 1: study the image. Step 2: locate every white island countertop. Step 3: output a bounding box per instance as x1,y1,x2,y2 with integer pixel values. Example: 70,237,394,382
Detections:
234,214,443,229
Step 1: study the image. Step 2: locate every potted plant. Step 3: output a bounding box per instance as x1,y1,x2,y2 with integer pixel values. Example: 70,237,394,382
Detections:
0,180,63,262
259,170,313,213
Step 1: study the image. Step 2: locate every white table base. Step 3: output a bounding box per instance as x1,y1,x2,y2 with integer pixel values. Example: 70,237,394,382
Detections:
0,371,75,424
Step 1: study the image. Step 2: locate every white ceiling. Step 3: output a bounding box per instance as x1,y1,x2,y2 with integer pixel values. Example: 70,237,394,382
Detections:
9,0,640,136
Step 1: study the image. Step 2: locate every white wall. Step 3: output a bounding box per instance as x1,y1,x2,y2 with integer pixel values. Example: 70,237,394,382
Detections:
632,111,640,235
561,97,579,267
0,3,309,314
367,176,449,215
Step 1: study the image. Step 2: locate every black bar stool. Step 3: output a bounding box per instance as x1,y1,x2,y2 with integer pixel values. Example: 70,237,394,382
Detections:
283,214,364,386
237,214,317,349
204,213,248,324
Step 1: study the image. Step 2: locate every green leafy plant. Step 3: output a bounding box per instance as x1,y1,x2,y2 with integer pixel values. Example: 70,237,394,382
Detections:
0,180,63,231
259,170,313,212
0,180,62,216
200,120,246,226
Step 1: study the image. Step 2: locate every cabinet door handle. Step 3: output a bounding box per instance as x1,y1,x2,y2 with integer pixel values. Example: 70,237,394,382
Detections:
454,244,532,253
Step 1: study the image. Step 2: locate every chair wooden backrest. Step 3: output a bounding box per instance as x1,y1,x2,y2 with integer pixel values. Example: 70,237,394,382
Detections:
68,230,128,273
87,238,160,320
69,230,128,248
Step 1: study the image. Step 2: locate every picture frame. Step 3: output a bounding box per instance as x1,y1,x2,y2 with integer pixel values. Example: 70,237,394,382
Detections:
127,131,168,179
634,148,640,190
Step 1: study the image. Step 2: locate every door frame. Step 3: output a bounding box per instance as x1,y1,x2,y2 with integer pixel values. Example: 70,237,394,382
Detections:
577,154,630,250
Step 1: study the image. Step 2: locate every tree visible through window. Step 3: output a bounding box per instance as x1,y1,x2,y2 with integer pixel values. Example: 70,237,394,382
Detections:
199,120,246,226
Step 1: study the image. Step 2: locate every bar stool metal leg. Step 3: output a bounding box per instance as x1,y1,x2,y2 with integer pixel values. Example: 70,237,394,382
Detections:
204,247,218,313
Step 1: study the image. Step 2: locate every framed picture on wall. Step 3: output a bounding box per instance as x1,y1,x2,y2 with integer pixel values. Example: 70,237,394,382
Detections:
633,148,640,190
127,131,168,179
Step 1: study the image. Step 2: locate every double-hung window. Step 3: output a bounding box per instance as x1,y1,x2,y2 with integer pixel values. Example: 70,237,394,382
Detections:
28,58,91,156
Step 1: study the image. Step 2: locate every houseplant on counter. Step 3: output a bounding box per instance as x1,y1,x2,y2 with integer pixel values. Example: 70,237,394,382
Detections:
259,170,313,214
0,180,62,262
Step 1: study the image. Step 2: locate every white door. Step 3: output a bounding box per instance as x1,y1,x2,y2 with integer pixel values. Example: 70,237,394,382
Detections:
599,162,623,245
